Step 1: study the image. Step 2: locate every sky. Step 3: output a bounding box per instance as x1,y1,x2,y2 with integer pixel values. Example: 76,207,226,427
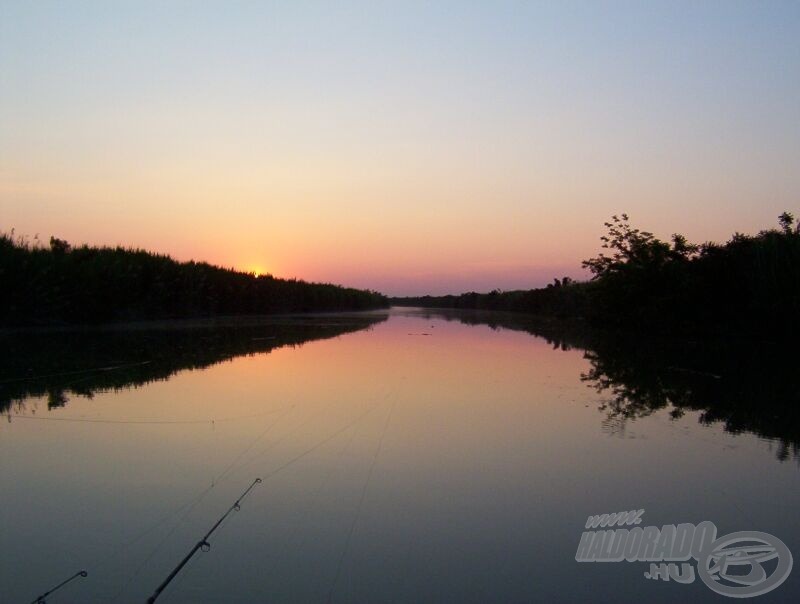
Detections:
1,1,799,296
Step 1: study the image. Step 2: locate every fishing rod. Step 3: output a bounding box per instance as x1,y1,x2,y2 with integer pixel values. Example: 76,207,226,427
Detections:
145,478,262,603
30,569,87,603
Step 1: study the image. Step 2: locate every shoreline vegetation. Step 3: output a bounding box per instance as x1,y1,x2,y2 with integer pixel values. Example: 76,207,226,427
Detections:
4,212,798,336
0,233,388,326
393,213,800,338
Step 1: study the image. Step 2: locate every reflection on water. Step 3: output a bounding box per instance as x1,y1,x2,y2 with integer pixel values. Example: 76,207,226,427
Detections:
1,308,797,603
415,308,800,462
0,313,387,414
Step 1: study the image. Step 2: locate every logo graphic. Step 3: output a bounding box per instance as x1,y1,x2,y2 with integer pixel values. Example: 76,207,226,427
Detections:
575,510,793,598
698,531,793,598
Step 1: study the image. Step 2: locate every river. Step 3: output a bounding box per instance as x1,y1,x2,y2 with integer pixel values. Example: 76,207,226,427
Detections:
1,308,797,602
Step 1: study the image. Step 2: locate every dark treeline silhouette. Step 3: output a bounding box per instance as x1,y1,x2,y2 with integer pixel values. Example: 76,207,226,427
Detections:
406,308,799,462
0,313,387,414
393,212,800,337
1,233,388,326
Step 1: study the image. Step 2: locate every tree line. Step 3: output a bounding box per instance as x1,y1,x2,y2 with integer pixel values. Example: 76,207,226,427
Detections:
393,213,800,337
0,233,388,326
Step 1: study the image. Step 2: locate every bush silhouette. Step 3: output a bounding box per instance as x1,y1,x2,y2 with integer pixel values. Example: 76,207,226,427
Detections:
0,233,388,326
393,213,800,337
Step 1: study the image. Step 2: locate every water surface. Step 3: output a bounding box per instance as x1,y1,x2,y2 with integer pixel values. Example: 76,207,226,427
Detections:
1,309,797,602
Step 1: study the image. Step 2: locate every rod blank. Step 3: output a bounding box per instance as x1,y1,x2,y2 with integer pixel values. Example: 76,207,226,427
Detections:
30,570,87,604
145,478,262,603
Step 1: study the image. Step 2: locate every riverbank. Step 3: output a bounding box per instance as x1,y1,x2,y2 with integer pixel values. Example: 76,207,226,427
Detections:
0,233,388,326
393,213,800,338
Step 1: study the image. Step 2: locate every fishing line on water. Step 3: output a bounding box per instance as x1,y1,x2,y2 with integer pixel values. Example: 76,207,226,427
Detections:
236,395,386,484
326,390,399,603
107,479,222,602
51,388,383,602
277,418,366,563
6,407,288,425
4,404,293,591
116,396,381,601
144,478,264,603
109,402,296,600
110,401,304,592
256,387,397,589
211,403,297,487
195,398,348,490
220,383,397,601
0,361,153,384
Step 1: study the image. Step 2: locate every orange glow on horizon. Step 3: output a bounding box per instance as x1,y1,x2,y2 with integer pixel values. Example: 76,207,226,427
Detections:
2,3,799,298
245,265,270,278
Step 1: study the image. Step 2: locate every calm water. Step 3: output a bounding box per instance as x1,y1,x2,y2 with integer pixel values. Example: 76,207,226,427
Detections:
1,308,797,603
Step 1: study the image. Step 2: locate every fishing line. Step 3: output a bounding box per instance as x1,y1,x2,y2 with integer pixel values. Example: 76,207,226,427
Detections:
0,361,153,385
240,386,397,601
108,482,220,602
145,478,263,603
211,403,296,487
109,403,295,600
157,401,382,602
269,413,366,570
13,406,291,597
216,406,327,481
327,392,398,602
243,397,384,484
239,385,396,487
6,407,288,425
37,394,380,602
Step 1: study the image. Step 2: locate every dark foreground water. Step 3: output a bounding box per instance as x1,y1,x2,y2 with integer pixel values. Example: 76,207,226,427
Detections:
1,308,797,603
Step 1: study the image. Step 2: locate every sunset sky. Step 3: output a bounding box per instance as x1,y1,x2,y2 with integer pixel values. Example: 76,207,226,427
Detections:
2,1,799,295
